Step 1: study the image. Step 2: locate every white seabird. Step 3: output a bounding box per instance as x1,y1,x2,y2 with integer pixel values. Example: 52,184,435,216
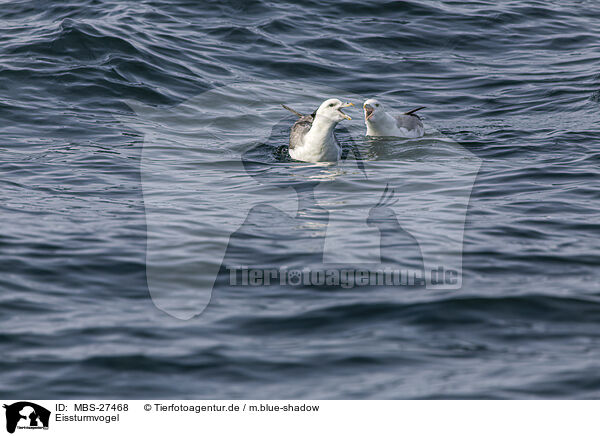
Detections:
363,98,425,138
282,98,354,162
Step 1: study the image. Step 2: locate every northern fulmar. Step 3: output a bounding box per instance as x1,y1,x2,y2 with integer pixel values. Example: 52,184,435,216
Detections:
282,98,354,162
363,98,425,138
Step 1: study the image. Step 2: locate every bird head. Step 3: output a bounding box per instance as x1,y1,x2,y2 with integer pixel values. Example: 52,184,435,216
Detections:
363,98,384,121
316,98,354,123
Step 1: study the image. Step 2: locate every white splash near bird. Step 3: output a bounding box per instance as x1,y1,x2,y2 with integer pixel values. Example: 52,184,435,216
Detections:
282,98,354,162
363,98,425,138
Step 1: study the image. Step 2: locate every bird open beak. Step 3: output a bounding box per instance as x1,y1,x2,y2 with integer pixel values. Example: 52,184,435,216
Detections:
364,104,374,121
338,102,354,120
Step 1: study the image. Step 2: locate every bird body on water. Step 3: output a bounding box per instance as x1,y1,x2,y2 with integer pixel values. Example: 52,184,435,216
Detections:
363,98,425,138
283,98,353,162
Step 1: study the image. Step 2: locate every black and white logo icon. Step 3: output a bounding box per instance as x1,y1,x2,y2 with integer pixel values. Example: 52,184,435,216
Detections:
3,402,50,434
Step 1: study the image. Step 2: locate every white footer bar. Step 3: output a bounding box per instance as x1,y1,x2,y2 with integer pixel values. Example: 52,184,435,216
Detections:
0,400,594,435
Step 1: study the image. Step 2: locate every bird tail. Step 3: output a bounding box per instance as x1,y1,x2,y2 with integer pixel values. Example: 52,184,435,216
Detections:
281,104,304,118
404,106,426,116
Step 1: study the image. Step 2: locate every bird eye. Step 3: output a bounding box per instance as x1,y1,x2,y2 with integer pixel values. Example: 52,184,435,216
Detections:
329,103,335,107
375,104,380,107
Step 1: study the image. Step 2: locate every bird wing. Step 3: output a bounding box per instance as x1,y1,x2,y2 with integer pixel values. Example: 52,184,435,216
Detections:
395,113,424,131
281,104,304,118
289,114,314,150
404,106,426,116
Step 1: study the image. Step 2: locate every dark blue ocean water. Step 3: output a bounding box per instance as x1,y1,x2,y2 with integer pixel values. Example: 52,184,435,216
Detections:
2,0,600,398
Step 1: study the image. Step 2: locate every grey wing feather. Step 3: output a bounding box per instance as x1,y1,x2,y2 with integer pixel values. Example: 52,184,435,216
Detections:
281,104,304,118
395,114,423,131
289,114,314,150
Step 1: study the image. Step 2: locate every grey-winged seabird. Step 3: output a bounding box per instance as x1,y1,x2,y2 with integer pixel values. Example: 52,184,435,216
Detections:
282,98,354,162
363,98,425,138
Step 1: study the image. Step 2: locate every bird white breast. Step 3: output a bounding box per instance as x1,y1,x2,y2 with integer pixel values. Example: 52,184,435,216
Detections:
365,113,397,136
290,115,342,162
365,120,391,137
290,135,341,162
